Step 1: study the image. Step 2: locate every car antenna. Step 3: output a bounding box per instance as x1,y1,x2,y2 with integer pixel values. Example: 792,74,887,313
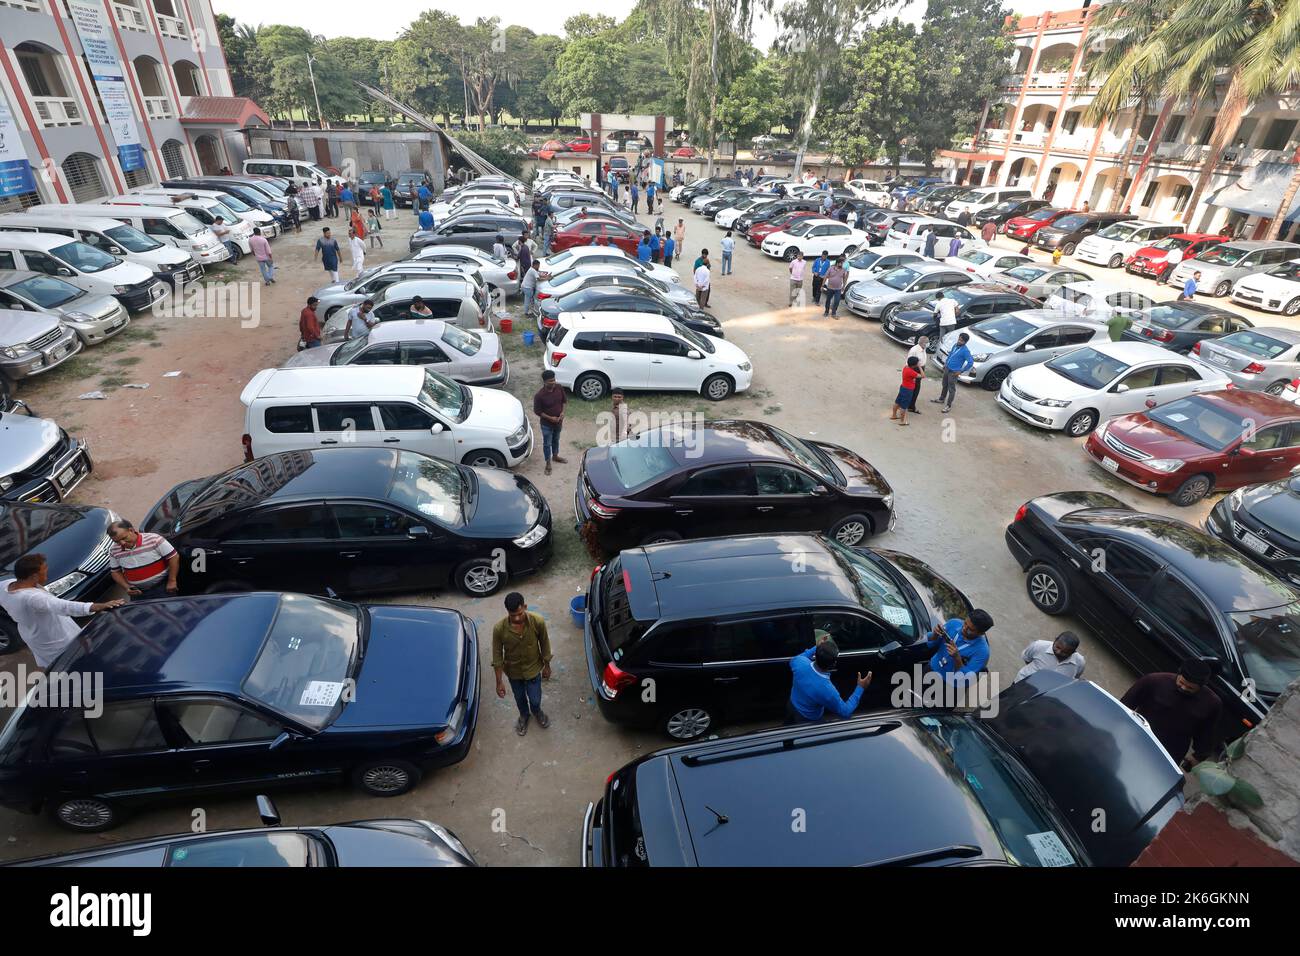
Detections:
703,805,729,824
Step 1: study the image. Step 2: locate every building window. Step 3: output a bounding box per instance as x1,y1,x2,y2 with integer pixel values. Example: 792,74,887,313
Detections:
0,0,44,11
1171,184,1193,214
1138,114,1158,140
0,190,43,215
15,42,82,127
124,166,153,189
1161,116,1185,143
1197,118,1215,146
62,152,106,202
1261,119,1297,151
161,140,188,179
1141,181,1159,209
1062,112,1080,135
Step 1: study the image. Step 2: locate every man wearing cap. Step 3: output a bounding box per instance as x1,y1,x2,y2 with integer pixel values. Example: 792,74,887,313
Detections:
786,632,873,723
1121,661,1223,768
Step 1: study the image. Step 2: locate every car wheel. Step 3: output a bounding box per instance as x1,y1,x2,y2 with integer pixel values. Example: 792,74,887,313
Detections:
575,372,608,401
702,373,734,401
1108,254,1124,268
462,449,507,468
1171,474,1213,507
52,796,119,832
352,759,422,797
981,365,1012,391
1214,280,1232,297
1266,380,1290,396
842,245,858,256
455,558,504,597
640,530,683,546
660,703,714,741
324,305,341,320
829,513,873,546
880,303,899,323
1061,242,1076,256
1065,408,1099,437
1026,562,1071,615
783,247,798,261
0,614,20,655
1285,298,1300,317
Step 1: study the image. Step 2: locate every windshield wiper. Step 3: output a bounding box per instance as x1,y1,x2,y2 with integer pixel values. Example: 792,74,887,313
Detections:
863,844,984,867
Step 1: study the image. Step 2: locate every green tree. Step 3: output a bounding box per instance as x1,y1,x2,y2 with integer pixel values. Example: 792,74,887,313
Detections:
550,33,630,115
390,11,460,122
718,60,784,163
511,34,566,128
836,20,922,173
564,14,619,38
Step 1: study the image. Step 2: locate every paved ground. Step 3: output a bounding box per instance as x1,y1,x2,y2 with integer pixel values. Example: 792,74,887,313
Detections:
0,198,1278,865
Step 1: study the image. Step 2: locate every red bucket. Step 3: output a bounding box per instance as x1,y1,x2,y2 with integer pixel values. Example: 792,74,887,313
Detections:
499,317,514,333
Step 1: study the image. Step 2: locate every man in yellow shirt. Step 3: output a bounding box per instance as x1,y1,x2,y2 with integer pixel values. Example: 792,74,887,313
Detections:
492,592,553,736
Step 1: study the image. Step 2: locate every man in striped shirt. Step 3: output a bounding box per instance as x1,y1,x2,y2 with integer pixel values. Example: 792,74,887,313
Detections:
107,520,180,600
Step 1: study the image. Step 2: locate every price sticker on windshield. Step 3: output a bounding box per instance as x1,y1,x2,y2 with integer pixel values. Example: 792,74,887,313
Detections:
299,681,345,707
880,604,911,628
1027,831,1075,867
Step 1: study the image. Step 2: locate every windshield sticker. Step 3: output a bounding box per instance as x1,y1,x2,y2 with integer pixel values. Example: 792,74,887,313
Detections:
1165,413,1190,422
417,502,447,518
880,604,912,628
1027,831,1075,867
1059,362,1080,370
299,681,344,707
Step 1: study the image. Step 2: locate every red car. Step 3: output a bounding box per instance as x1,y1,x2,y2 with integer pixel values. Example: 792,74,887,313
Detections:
1004,207,1075,241
1126,232,1230,282
550,219,642,256
747,211,819,247
565,139,593,153
671,146,698,158
1083,389,1300,506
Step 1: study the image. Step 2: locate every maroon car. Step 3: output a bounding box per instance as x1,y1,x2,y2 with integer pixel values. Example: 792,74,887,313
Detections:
1004,207,1075,242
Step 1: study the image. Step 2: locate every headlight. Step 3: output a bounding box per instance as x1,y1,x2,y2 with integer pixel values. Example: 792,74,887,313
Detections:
419,820,472,859
1094,421,1109,441
1229,488,1245,508
971,353,992,363
512,524,549,548
433,701,467,745
1144,458,1185,473
882,492,894,509
62,311,93,323
113,285,131,294
0,476,12,492
866,296,884,304
506,423,529,445
1036,397,1072,408
46,570,87,597
738,362,752,371
0,344,30,359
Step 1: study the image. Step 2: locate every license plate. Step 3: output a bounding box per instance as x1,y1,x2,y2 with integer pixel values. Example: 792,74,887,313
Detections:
58,466,75,487
1101,456,1119,473
1002,394,1022,411
1241,531,1270,555
1212,353,1232,366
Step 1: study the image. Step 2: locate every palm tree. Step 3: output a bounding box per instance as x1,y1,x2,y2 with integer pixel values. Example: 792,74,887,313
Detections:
1238,1,1300,237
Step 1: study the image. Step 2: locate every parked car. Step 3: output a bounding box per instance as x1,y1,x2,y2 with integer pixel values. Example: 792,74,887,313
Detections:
691,187,750,213
392,171,433,207
998,341,1232,436
0,397,91,504
566,138,593,153
0,591,480,831
746,211,821,247
1075,220,1182,269
670,146,697,158
1187,326,1300,394
943,186,1032,219
1231,259,1300,315
552,203,641,230
1122,300,1253,354
1126,232,1229,282
847,179,892,203
534,264,697,313
582,533,971,739
537,285,721,339
844,263,973,321
535,245,679,285
1006,490,1300,742
319,278,485,344
583,670,1183,866
0,308,80,383
312,262,486,322
714,194,777,229
1033,211,1135,254
843,249,927,296
760,218,869,260
886,218,976,253
0,270,129,347
1003,206,1076,242
882,284,1038,349
990,263,1093,301
934,309,1108,391
943,247,1034,279
548,218,642,256
281,320,507,386
407,244,520,299
409,213,529,254
1045,280,1155,323
972,197,1052,230
1168,240,1300,297
733,198,822,235
608,157,631,182
1205,475,1300,585
576,420,893,553
545,313,752,401
917,185,970,215
354,169,393,197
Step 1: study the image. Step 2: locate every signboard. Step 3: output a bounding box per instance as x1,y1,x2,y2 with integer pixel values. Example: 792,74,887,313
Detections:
0,96,37,197
66,0,146,172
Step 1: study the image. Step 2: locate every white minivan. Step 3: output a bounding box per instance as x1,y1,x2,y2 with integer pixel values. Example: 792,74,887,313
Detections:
944,187,1032,219
0,211,200,285
29,201,227,267
0,231,166,312
239,365,533,468
111,192,254,259
243,158,345,191
135,186,279,239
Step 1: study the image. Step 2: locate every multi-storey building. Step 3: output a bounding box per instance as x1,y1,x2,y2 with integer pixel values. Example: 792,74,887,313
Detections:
0,0,266,213
939,4,1300,240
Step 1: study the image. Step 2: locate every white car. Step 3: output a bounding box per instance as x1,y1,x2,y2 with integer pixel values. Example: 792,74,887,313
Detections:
1231,260,1300,315
996,341,1231,437
690,188,749,213
887,218,978,253
847,179,891,203
536,246,679,285
545,313,753,401
715,195,777,229
943,248,1034,280
410,244,520,297
760,218,869,260
1075,220,1182,269
1045,281,1156,323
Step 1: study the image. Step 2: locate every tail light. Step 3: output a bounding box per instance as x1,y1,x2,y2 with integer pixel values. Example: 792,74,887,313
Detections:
507,270,517,280
1290,378,1300,390
478,315,486,327
536,291,550,300
1244,362,1266,374
490,358,502,373
601,661,637,698
1153,329,1175,343
549,351,566,366
1013,503,1028,523
241,434,254,462
1192,341,1202,354
541,316,557,328
1016,284,1028,293
589,498,620,519
591,563,604,582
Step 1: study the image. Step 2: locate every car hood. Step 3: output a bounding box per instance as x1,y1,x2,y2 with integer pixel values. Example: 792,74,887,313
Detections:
1238,273,1299,295
1242,477,1300,540
0,312,63,346
1130,245,1167,260
1102,415,1216,461
815,442,891,497
281,344,341,367
849,279,902,299
869,548,972,637
0,412,62,474
984,671,1185,867
323,821,472,866
1008,362,1093,401
465,383,525,431
332,606,468,729
0,504,111,578
465,468,542,537
707,337,750,366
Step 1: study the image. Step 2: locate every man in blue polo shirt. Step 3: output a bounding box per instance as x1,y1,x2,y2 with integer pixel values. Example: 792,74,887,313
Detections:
936,331,975,414
418,206,434,231
810,251,831,305
786,635,873,723
417,182,432,211
925,609,995,686
1178,269,1200,301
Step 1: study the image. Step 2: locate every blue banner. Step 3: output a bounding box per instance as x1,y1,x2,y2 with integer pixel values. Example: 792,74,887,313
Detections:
0,97,36,197
117,144,146,173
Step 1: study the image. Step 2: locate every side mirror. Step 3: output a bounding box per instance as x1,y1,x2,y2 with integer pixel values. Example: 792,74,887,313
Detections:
268,731,296,751
408,525,431,538
687,349,703,359
1115,383,1130,393
255,794,281,827
1023,343,1036,352
431,422,445,433
57,268,73,277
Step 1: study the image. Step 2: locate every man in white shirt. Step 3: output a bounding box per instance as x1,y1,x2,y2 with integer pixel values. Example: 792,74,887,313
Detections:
492,234,509,261
1015,632,1087,682
694,256,711,308
935,290,959,338
348,228,366,276
345,299,377,340
1163,244,1184,282
0,554,123,669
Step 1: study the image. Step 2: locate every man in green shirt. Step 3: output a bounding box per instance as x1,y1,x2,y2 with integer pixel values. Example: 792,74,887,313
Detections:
492,592,553,736
1106,311,1133,342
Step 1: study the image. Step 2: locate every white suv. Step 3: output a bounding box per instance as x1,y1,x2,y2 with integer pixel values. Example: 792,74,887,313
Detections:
1075,220,1181,269
544,313,753,401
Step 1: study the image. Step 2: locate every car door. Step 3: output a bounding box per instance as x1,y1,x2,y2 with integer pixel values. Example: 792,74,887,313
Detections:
598,332,652,389
328,502,435,593
344,343,402,367
401,341,455,375
1060,531,1165,672
374,401,457,460
213,503,338,593
312,402,379,449
1102,363,1161,418
1227,423,1300,487
1017,326,1064,363
706,614,811,719
1151,362,1219,408
646,332,704,391
667,464,759,537
1138,570,1229,680
751,464,825,533
811,611,912,708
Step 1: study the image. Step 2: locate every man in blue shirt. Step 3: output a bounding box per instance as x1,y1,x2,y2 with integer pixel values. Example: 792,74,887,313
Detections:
811,251,831,305
925,609,994,686
937,331,975,414
787,636,873,723
1178,269,1200,301
637,232,653,264
418,206,434,231
417,183,432,210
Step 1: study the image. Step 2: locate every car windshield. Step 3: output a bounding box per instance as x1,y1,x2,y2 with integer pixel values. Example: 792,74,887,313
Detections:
988,199,1021,214
915,716,1082,867
1145,397,1245,451
1151,236,1192,251
50,240,117,273
169,211,207,236
332,333,371,365
1026,207,1060,222
1050,214,1087,231
215,192,254,213
242,593,361,731
1046,347,1129,389
1198,245,1249,265
606,439,679,490
418,369,469,422
8,274,83,309
671,319,715,354
768,426,843,485
1229,604,1300,697
973,315,1036,346
825,540,917,637
1218,330,1291,359
879,267,922,290
784,220,817,237
848,251,883,270
386,450,466,525
1265,262,1300,281
1004,265,1049,282
1143,304,1199,329
1097,223,1139,240
344,266,383,291
958,248,994,265
103,224,162,252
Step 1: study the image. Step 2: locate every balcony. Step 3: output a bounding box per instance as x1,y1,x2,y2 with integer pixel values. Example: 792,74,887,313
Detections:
1053,131,1092,152
144,95,173,121
157,13,189,40
1012,129,1047,147
1154,142,1211,164
112,2,147,31
982,128,1010,145
32,96,82,127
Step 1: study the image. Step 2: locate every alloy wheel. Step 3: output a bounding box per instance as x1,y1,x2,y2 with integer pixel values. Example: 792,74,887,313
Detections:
361,765,411,794
57,799,113,830
666,708,711,740
1029,572,1059,608
834,520,867,546
463,565,501,595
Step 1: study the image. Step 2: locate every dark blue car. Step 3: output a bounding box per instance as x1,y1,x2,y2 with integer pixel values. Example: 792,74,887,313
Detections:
0,591,479,832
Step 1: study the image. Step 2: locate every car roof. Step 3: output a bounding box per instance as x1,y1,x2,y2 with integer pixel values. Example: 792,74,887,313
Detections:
1183,387,1300,425
1075,339,1179,361
244,365,426,401
1215,240,1300,250
1059,280,1142,296
637,419,799,468
1144,300,1232,317
382,278,475,297
909,262,963,274
993,308,1099,328
558,312,675,333
347,319,452,343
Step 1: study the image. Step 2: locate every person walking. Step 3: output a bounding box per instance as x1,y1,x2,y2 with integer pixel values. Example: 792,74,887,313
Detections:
325,181,339,218
492,592,553,736
923,228,938,259
0,554,123,669
541,212,555,256
630,181,640,214
891,355,923,426
609,388,631,442
285,183,302,232
344,299,377,341
649,229,662,263
408,183,420,217
314,227,341,283
1121,661,1222,768
935,331,974,414
720,230,735,276
368,184,381,215
956,208,972,227
1016,632,1086,682
823,256,848,317
417,181,432,212
789,251,807,307
533,370,567,476
674,218,687,249
107,519,179,599
366,210,383,249
1178,270,1201,301
947,234,962,258
662,233,676,269
348,228,366,277
646,182,656,210
1162,243,1185,283
380,184,395,221
299,296,322,349
811,251,830,306
694,254,711,308
981,219,997,243
249,227,274,285
786,634,872,724
935,289,958,342
906,336,929,413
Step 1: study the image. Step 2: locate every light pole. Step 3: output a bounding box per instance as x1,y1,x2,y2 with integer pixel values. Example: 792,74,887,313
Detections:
306,54,326,130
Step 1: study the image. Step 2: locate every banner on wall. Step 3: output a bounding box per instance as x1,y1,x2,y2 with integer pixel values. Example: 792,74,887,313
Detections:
0,96,38,197
66,0,147,172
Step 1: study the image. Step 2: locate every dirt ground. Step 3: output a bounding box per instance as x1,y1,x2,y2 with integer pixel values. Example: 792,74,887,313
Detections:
0,199,1266,865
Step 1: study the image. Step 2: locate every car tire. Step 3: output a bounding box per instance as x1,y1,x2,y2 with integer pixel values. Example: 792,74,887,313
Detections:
783,247,798,261
702,373,735,401
0,613,20,656
981,365,1012,391
324,305,342,320
1266,379,1290,396
575,372,608,401
1065,408,1099,437
1108,254,1124,268
1214,280,1232,297
462,449,507,468
455,558,504,597
1026,562,1071,615
880,303,899,323
843,245,858,256
352,759,422,797
1285,298,1300,317
1171,473,1213,507
51,796,120,832
640,530,683,546
660,703,715,741
1061,242,1076,256
829,513,873,546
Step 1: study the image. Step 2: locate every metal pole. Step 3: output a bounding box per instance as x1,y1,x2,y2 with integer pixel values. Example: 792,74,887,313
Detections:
307,54,326,130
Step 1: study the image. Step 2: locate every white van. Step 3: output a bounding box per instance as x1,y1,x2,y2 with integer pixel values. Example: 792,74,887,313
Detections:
944,187,1032,219
135,186,279,239
239,365,532,468
28,201,227,267
0,231,165,311
243,158,344,191
0,211,200,285
111,192,254,258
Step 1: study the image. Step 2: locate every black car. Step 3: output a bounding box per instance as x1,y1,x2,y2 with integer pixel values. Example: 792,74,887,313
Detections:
1206,476,1300,586
142,447,552,598
538,285,721,339
393,170,433,207
674,176,737,204
584,670,1183,866
733,198,819,234
577,420,892,553
1006,490,1300,743
1121,300,1253,353
698,189,754,218
882,285,1039,349
9,796,476,867
972,198,1052,229
918,185,969,215
758,149,798,164
355,169,393,196
1034,211,1135,254
0,591,479,831
583,533,971,740
410,213,530,254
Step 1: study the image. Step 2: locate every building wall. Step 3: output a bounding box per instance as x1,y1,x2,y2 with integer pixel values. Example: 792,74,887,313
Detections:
244,128,448,186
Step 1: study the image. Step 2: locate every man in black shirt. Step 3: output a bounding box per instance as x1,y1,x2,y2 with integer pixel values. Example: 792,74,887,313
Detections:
1121,660,1223,769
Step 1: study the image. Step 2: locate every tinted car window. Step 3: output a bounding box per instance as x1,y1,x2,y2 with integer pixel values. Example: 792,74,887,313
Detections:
316,404,376,431
643,624,709,664
811,612,890,651
754,465,819,495
351,344,402,365
712,616,807,662
162,700,281,745
167,832,312,868
332,504,418,538
91,701,167,754
602,333,650,353
377,403,434,430
1079,537,1159,594
677,465,753,496
1146,577,1221,657
223,506,331,541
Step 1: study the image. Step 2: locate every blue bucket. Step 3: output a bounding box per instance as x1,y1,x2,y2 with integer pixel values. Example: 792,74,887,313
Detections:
522,330,536,346
569,594,587,628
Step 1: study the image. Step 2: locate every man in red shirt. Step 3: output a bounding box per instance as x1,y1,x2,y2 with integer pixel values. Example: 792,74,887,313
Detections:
107,520,180,599
300,296,322,349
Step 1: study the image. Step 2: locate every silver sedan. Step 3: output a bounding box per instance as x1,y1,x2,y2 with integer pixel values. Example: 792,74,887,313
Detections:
989,263,1093,302
410,244,520,298
312,262,487,321
282,319,508,386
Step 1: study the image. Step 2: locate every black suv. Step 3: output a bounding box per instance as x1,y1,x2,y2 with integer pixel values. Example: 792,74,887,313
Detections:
583,533,972,740
1034,211,1135,254
882,285,1039,350
972,198,1052,230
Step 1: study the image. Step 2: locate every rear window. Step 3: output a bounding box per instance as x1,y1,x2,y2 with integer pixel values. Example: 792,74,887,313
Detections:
602,557,649,654
264,405,312,433
1218,330,1291,359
